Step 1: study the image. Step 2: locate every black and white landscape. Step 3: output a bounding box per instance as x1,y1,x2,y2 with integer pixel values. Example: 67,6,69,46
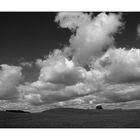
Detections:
0,12,140,128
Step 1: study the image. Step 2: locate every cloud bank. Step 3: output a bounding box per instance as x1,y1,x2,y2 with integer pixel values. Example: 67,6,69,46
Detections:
18,50,100,105
0,64,22,100
2,12,140,112
95,48,140,84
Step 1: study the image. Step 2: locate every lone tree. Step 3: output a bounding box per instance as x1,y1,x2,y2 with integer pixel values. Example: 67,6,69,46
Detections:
96,104,103,110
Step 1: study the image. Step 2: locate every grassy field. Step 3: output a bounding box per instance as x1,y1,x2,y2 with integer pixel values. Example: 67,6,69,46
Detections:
1,108,140,128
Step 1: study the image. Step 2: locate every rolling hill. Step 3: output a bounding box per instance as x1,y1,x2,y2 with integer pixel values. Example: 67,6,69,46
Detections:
0,108,140,128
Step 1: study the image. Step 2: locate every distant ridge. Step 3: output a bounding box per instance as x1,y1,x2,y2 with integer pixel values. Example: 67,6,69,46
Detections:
5,110,30,113
0,108,139,127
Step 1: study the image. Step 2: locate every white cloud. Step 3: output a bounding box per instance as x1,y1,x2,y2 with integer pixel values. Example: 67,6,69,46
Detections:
4,12,140,111
55,12,123,65
17,49,103,105
95,48,140,84
36,49,87,86
15,13,140,110
15,12,125,108
21,75,102,107
101,83,140,103
55,12,91,31
24,94,43,105
19,82,98,106
18,31,140,107
0,64,22,100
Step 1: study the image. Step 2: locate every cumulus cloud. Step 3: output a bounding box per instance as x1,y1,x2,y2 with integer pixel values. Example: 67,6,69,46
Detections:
3,12,140,111
0,64,22,100
37,50,86,86
94,48,140,84
18,82,99,106
18,50,101,105
101,83,140,103
19,12,140,108
15,13,140,110
89,47,140,104
55,12,123,65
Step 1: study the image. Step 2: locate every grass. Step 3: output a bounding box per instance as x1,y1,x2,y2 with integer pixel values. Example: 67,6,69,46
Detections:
0,108,140,128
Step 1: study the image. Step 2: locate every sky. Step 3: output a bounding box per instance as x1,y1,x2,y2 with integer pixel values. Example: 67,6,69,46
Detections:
0,12,140,63
1,12,140,112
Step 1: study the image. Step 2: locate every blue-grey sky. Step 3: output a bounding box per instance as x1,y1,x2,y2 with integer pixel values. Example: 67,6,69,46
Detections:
0,12,139,64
